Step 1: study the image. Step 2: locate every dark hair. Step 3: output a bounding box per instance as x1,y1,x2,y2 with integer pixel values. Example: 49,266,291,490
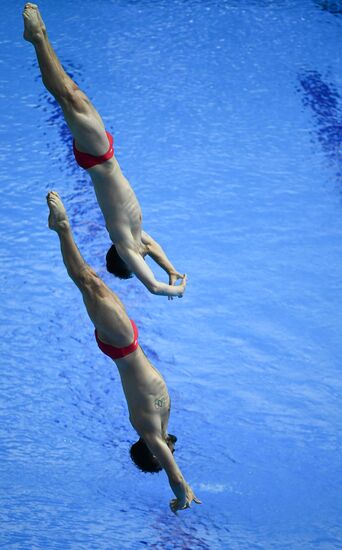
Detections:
106,245,133,279
167,434,177,445
130,438,162,473
130,435,177,474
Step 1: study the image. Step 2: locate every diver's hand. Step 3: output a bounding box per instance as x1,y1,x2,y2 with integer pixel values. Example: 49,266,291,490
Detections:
168,272,186,300
169,485,201,514
174,274,187,299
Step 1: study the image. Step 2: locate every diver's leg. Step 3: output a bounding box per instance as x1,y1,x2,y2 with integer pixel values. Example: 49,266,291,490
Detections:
23,3,109,155
47,191,134,347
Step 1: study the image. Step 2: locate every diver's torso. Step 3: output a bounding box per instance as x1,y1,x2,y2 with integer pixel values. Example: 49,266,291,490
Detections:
115,347,171,435
88,157,142,244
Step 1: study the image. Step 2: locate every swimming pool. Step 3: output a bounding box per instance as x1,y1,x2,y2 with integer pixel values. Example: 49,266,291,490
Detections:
1,0,342,548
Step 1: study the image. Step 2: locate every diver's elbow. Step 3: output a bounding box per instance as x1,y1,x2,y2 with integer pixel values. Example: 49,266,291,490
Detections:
148,283,160,295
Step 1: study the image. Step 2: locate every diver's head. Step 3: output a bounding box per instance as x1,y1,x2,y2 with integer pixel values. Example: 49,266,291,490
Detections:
130,437,162,473
130,435,177,474
106,244,133,279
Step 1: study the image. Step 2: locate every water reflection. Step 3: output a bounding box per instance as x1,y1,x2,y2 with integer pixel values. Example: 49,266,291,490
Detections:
297,70,342,182
313,0,342,15
148,512,220,550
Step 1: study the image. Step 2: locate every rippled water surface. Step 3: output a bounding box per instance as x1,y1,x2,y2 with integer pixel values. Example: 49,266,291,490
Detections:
1,1,342,548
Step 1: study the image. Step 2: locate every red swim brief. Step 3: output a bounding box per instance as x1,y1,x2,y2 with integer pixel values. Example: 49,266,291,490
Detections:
73,131,114,170
95,320,139,360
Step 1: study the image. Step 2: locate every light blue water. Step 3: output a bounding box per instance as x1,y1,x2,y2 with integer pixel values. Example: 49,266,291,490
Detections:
1,1,342,548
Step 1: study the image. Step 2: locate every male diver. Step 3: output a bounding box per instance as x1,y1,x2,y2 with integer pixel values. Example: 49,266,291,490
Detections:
23,3,187,298
46,190,200,512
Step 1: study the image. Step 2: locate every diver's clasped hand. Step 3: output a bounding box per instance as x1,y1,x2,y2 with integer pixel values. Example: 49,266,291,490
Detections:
168,272,187,301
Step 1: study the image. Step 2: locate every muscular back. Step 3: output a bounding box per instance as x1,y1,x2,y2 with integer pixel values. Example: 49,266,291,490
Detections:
116,348,171,437
88,156,143,247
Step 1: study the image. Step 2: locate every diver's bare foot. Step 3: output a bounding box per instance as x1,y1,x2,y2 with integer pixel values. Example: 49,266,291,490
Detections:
47,191,69,232
23,3,46,43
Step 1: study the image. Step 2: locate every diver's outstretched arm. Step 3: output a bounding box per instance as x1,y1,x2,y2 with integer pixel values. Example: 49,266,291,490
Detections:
23,3,109,156
143,433,202,513
141,231,186,299
116,242,187,298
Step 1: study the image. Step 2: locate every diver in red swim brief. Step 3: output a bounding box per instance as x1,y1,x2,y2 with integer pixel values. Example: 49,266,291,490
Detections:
46,191,201,513
24,3,187,299
95,319,139,360
73,131,114,170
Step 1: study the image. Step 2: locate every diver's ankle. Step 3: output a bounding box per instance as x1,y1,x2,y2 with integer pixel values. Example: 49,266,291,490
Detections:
31,28,47,45
56,220,70,233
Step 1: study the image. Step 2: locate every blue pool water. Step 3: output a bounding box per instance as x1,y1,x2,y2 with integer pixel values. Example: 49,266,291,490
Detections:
1,1,342,548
